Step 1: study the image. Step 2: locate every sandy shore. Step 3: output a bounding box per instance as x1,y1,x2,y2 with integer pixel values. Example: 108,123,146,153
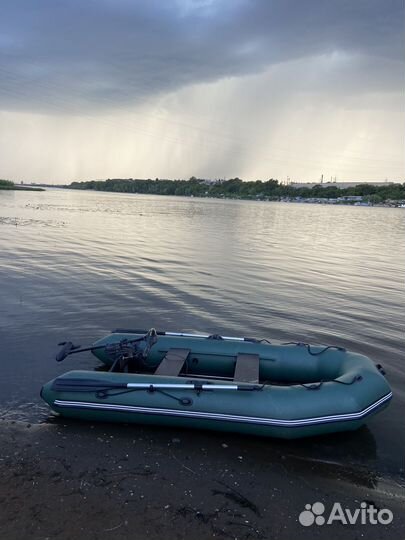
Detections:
0,419,403,540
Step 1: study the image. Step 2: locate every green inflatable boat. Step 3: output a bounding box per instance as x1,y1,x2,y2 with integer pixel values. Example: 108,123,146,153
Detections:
41,328,392,439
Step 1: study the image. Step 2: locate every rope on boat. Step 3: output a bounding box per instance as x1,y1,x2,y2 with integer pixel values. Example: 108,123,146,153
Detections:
94,387,194,405
282,342,346,355
300,374,362,390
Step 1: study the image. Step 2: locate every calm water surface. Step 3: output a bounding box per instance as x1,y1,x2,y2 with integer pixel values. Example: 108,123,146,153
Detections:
0,189,404,484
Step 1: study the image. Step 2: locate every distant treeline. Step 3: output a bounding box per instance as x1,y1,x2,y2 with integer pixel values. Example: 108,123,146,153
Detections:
0,179,44,191
68,177,405,202
0,179,14,189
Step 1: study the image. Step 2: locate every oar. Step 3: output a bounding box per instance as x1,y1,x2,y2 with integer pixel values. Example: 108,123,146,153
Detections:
113,329,261,343
52,377,263,393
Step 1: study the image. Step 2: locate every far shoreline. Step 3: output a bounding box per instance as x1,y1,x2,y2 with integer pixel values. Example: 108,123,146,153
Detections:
3,179,405,207
48,184,405,208
63,178,405,208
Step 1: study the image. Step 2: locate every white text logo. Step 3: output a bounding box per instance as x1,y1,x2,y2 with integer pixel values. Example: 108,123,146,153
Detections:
298,502,393,526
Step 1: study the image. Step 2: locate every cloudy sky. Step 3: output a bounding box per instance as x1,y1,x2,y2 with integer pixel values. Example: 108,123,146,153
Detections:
0,0,403,183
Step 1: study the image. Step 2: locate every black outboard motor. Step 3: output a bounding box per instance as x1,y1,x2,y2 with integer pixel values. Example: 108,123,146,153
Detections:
108,328,158,373
56,328,158,374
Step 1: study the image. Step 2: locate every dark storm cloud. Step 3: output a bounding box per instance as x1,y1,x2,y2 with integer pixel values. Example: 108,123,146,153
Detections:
0,0,403,112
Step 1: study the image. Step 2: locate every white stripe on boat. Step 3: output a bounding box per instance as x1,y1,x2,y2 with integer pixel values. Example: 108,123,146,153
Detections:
53,391,392,427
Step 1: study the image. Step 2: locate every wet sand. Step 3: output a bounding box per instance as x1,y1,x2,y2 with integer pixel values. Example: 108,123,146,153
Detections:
1,419,403,540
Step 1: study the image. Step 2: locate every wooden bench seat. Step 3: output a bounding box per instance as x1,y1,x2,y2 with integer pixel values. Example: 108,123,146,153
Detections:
234,353,260,383
154,348,190,376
